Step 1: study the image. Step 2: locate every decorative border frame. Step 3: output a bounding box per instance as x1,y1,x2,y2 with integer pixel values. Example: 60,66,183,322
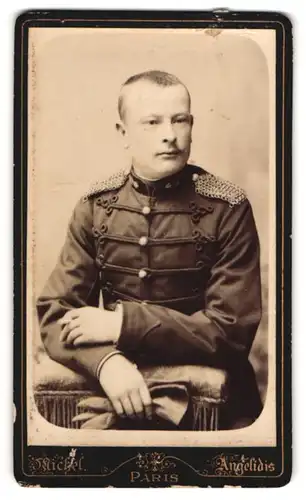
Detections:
13,9,292,487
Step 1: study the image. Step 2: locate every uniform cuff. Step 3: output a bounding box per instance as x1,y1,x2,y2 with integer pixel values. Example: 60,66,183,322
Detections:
117,301,161,354
96,350,123,379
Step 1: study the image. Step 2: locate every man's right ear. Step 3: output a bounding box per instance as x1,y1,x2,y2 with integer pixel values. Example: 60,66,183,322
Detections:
116,122,129,149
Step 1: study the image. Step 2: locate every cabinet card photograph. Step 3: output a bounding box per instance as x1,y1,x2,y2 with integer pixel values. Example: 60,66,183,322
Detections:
14,10,292,488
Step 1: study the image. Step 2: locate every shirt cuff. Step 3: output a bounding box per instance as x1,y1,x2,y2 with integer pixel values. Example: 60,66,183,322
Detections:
96,350,123,379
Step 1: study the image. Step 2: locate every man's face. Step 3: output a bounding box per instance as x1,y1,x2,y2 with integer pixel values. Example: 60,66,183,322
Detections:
118,81,193,180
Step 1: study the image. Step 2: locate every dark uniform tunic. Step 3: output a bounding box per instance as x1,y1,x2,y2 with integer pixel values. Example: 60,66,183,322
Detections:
37,164,263,428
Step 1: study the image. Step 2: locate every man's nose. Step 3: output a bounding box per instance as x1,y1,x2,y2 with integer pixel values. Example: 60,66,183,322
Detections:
161,122,176,143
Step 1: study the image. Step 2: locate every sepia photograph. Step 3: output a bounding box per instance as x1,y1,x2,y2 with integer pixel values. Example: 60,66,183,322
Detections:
29,25,274,440
14,10,292,487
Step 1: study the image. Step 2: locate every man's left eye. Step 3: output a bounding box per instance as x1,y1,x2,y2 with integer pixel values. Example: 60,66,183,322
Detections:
174,117,188,124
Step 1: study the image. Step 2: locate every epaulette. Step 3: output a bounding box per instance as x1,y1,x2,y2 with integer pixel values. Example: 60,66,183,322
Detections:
194,172,246,207
83,169,129,202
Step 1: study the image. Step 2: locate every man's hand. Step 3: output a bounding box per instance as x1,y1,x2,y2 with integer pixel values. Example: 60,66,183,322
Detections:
58,306,123,346
99,354,153,420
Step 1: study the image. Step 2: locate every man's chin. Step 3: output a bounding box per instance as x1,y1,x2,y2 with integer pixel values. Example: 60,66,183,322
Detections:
153,159,186,178
132,158,188,181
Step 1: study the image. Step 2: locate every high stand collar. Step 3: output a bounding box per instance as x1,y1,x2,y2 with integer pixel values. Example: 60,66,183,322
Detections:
130,165,198,197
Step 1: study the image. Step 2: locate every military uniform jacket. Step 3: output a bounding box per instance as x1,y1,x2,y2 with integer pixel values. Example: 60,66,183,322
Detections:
37,165,263,426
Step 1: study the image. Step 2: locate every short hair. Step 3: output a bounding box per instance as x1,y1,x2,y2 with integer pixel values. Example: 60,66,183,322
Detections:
118,70,190,121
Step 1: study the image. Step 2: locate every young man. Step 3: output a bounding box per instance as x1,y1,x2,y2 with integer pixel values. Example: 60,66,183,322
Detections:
37,70,263,429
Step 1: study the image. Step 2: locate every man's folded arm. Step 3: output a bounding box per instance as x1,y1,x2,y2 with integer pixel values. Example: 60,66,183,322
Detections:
36,198,118,379
116,199,262,370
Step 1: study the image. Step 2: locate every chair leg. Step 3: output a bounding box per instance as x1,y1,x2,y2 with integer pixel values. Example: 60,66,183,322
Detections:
192,399,220,431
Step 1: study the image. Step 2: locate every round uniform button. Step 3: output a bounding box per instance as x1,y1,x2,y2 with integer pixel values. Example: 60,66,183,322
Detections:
192,173,199,182
138,269,147,279
142,206,151,215
139,236,148,246
132,180,139,189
